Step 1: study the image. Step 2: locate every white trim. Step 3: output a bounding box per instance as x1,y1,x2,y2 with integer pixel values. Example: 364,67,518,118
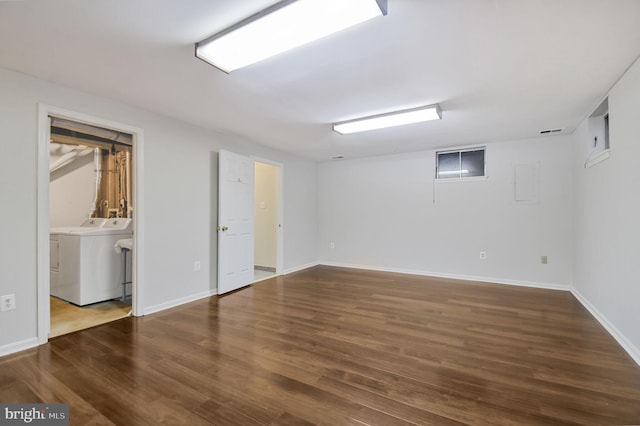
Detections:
276,164,284,275
143,289,217,316
318,261,570,291
283,261,320,275
584,149,610,168
0,338,39,358
37,104,145,349
571,287,640,367
131,125,145,318
434,176,487,184
437,145,486,155
36,109,51,344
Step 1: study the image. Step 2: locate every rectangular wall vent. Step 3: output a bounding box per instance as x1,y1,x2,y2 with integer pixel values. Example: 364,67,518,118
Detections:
539,128,563,135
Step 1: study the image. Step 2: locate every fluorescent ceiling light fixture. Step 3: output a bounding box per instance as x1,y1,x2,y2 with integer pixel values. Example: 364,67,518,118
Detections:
195,0,387,73
333,104,442,135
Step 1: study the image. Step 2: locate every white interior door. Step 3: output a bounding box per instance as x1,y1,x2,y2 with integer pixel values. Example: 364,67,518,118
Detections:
218,150,254,294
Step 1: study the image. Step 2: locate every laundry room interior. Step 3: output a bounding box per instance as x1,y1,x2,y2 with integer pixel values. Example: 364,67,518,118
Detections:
48,118,134,337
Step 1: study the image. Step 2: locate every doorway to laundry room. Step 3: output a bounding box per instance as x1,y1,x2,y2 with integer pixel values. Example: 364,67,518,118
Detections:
253,160,282,282
48,117,135,337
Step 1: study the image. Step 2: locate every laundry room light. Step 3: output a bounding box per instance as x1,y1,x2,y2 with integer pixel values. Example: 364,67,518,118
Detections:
195,0,387,73
333,104,442,134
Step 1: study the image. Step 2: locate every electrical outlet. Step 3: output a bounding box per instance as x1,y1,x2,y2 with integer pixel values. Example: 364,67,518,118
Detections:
541,255,548,264
194,261,201,271
1,294,16,311
479,251,487,260
329,242,335,249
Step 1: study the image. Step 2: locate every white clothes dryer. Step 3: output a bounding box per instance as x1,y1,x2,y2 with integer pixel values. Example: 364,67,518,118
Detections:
50,218,132,306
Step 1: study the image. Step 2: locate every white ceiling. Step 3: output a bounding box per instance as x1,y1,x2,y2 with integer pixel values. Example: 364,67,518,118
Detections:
1,0,639,161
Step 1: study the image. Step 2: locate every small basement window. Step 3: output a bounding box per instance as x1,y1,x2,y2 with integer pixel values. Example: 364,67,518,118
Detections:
585,97,610,168
436,147,485,180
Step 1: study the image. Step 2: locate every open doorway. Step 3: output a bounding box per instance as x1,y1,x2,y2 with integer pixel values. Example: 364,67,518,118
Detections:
37,104,145,344
253,160,282,282
48,118,134,337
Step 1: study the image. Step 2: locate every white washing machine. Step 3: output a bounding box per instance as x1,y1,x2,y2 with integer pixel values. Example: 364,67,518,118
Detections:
50,218,132,306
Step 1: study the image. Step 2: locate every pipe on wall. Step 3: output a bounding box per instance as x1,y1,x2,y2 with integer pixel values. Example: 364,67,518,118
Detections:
89,147,102,217
49,145,92,173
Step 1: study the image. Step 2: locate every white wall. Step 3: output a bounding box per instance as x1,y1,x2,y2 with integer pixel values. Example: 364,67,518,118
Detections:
280,156,318,271
254,162,278,269
0,67,317,353
572,57,640,362
318,137,574,288
49,146,96,227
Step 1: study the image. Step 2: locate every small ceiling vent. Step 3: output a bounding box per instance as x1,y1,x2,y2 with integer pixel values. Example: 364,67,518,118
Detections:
330,155,345,160
539,128,563,135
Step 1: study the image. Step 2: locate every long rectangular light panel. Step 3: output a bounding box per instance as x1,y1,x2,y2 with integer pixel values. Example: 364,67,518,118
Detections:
333,104,442,135
196,0,387,73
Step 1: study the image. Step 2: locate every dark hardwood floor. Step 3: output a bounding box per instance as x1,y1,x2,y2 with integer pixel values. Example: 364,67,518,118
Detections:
2,265,640,425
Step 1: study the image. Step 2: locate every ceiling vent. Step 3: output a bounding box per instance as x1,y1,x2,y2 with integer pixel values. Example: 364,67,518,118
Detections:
539,128,563,135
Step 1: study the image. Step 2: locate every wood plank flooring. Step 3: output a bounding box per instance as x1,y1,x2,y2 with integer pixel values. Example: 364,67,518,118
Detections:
2,265,640,425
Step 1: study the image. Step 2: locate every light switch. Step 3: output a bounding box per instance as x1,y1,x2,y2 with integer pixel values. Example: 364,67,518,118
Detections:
259,201,266,209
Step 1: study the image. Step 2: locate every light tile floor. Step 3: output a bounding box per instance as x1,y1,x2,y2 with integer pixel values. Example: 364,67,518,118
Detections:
50,297,131,338
254,268,276,282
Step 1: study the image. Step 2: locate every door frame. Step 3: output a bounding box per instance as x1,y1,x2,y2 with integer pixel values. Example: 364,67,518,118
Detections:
36,104,145,344
251,156,284,276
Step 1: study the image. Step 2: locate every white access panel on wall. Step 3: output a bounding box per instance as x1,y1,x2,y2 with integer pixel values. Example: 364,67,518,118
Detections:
217,150,254,294
514,164,537,202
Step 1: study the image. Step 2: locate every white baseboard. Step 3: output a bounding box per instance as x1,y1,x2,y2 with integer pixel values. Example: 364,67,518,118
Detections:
283,261,320,275
143,261,320,316
318,261,570,291
143,289,217,316
571,287,640,367
0,337,39,358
